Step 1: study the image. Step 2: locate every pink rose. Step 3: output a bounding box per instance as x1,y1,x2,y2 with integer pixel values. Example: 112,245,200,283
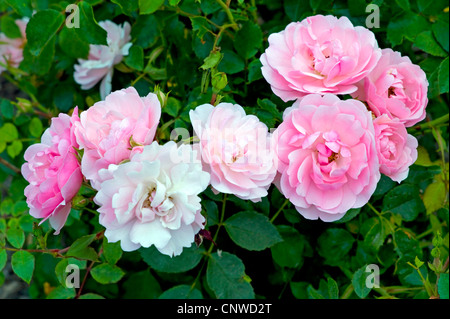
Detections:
274,94,380,222
260,15,381,102
74,20,132,99
352,48,428,127
0,18,28,74
189,103,277,202
94,141,210,256
21,109,82,234
74,87,161,190
373,114,418,183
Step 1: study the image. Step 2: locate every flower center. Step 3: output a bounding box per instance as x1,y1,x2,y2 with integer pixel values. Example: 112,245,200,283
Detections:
328,152,339,162
388,86,396,98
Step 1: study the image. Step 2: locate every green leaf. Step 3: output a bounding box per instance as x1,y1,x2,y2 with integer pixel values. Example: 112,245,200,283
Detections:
394,230,422,260
218,50,245,75
290,281,309,299
309,0,333,12
123,270,162,299
11,250,35,284
78,1,107,45
28,117,43,138
0,249,7,271
124,45,144,71
1,16,22,38
363,219,386,252
207,251,255,299
169,0,182,5
203,200,219,227
224,211,282,251
414,256,425,269
140,244,204,273
58,26,90,59
432,19,449,52
163,97,181,117
0,99,14,120
66,234,99,261
423,181,447,215
139,0,164,14
102,239,123,265
438,57,449,94
91,263,125,284
327,278,339,299
25,9,64,57
6,227,25,249
284,0,311,21
257,98,282,121
190,16,212,40
159,285,203,299
383,184,424,221
387,12,429,46
248,59,263,83
317,228,355,266
6,140,22,159
111,0,138,16
78,293,105,299
0,123,18,142
234,21,263,59
131,15,159,49
414,31,448,57
46,286,76,299
200,51,223,70
5,0,32,17
20,39,56,76
270,225,304,268
352,266,372,298
394,0,410,10
438,273,449,299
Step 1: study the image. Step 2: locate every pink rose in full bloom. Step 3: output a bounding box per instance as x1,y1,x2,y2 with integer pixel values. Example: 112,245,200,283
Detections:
352,48,428,127
373,114,418,183
0,18,28,74
94,141,210,256
74,87,161,190
273,94,380,222
21,109,82,234
260,15,381,102
74,20,132,99
189,103,277,202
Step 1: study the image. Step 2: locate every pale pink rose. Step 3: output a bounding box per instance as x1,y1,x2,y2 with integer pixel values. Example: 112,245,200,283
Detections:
352,48,428,127
189,103,277,202
0,18,28,74
74,87,161,190
21,108,82,234
260,15,381,102
73,20,132,99
373,114,418,183
273,94,380,222
94,141,210,256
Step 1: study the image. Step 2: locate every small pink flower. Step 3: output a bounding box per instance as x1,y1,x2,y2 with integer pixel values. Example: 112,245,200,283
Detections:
0,18,28,74
21,109,82,234
94,141,210,256
260,15,381,102
74,87,161,190
274,94,380,222
190,103,277,202
373,114,418,183
352,48,428,127
73,20,132,99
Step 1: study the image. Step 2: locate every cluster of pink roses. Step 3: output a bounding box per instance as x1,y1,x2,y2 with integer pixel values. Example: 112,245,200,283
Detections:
20,14,428,256
263,15,426,221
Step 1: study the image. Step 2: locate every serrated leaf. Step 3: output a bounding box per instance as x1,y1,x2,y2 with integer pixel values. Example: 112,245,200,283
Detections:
414,31,448,57
271,225,304,268
140,244,203,273
224,211,282,251
102,239,122,265
123,270,161,299
438,57,449,94
327,278,339,299
387,12,429,46
139,0,164,14
11,250,35,284
25,9,64,56
234,21,263,59
352,266,372,298
91,263,125,284
66,234,99,261
200,51,223,70
423,181,447,215
207,252,255,299
5,0,32,17
46,286,76,299
159,285,203,299
124,45,144,71
383,184,424,222
6,227,25,249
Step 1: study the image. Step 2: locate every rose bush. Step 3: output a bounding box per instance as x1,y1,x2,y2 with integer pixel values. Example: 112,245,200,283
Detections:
0,0,448,303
